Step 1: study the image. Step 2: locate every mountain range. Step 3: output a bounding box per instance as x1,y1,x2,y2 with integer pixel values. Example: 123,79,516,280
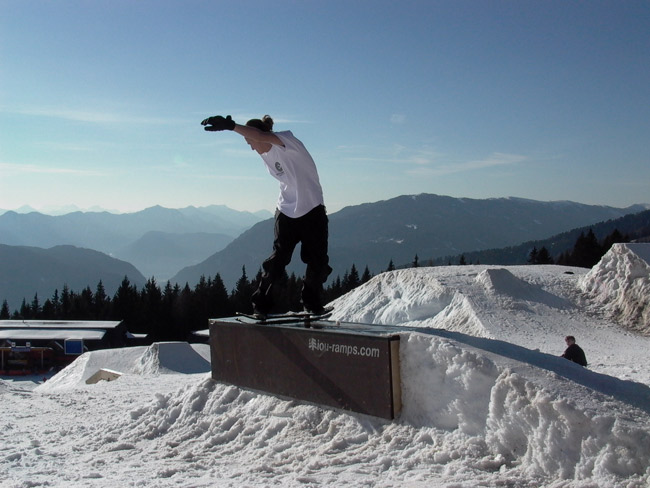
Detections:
171,194,649,289
0,244,146,310
439,209,650,266
0,205,270,280
2,194,648,309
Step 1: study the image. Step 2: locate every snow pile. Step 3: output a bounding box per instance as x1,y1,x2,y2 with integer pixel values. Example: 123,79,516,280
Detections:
5,260,650,486
330,264,650,386
29,330,649,486
330,265,584,342
400,333,650,481
329,268,456,325
36,342,210,392
581,243,650,334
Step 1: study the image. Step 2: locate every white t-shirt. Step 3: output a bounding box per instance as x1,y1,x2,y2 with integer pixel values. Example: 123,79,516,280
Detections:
260,130,324,218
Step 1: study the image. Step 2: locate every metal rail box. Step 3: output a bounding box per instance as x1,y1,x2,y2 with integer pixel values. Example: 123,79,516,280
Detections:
209,318,401,420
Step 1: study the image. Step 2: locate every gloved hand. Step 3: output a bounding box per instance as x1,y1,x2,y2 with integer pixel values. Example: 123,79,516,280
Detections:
201,115,236,131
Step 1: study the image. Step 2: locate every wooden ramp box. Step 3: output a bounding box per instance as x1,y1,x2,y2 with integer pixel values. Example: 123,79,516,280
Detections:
209,318,402,420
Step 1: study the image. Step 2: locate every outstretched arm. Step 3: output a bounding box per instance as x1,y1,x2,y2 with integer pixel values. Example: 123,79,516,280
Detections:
201,115,283,146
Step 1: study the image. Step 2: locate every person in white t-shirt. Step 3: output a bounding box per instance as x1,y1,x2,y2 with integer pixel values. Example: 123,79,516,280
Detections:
201,114,332,316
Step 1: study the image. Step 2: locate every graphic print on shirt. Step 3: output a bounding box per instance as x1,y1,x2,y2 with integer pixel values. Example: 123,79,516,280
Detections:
274,162,285,177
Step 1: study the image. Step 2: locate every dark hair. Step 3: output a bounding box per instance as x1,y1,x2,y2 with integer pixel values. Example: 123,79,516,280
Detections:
246,114,274,132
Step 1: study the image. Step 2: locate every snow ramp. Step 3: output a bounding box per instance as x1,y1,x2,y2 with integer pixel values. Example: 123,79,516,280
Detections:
475,267,572,309
134,342,211,375
36,342,210,392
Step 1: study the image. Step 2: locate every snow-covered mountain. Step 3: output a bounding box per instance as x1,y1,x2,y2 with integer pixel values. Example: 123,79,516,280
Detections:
3,243,650,486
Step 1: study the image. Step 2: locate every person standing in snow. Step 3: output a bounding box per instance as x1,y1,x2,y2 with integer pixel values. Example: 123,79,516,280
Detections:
201,114,332,317
561,336,588,366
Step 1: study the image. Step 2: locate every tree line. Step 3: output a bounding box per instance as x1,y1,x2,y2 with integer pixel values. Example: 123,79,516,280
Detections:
0,227,633,340
0,265,374,341
525,229,629,267
416,228,631,268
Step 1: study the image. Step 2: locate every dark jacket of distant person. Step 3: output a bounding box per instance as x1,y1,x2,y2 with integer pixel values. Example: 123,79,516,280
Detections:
561,336,588,367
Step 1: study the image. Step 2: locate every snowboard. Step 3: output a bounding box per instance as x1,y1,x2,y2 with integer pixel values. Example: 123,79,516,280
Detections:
236,307,334,326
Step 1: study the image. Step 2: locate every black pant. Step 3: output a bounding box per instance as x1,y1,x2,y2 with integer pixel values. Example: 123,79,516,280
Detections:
252,205,332,313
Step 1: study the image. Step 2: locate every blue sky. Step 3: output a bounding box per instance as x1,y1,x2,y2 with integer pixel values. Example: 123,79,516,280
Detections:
1,1,648,214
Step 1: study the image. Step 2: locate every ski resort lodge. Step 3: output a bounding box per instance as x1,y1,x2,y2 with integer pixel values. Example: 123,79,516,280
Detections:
0,320,128,375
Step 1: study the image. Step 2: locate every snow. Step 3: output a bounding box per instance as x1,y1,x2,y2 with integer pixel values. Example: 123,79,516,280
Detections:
580,243,650,334
3,243,650,487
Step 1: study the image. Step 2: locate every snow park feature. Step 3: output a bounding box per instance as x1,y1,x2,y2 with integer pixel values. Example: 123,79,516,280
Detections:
2,243,650,487
210,316,402,419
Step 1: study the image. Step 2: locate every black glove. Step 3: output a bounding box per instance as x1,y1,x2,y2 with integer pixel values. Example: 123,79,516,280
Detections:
201,115,235,131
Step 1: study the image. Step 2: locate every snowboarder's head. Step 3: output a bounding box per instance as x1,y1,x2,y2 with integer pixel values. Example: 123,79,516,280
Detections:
246,115,274,132
565,335,576,345
244,115,276,154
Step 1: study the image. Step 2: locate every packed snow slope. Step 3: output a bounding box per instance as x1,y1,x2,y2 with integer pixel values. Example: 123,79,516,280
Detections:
2,243,650,487
331,243,650,385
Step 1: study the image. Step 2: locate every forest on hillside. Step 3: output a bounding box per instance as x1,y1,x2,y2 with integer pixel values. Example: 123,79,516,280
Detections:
0,228,638,341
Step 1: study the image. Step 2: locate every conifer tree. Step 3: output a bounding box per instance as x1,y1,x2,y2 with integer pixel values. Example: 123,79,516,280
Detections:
361,266,373,284
343,264,361,293
31,294,41,318
50,289,61,319
209,273,231,318
72,287,87,319
141,278,163,337
41,299,54,318
537,246,554,264
572,229,601,268
113,277,140,331
61,284,72,318
231,266,253,313
175,283,196,333
155,280,177,340
192,275,211,329
19,298,30,319
0,300,9,319
94,280,109,319
601,229,628,253
324,275,343,302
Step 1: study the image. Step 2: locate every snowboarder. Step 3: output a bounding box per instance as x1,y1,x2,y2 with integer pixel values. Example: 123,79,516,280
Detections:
561,335,588,366
201,114,332,317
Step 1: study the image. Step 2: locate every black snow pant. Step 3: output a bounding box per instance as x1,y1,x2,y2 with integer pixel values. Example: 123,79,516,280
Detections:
251,205,332,314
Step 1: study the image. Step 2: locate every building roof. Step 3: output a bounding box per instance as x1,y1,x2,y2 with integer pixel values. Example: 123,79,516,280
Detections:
0,320,122,330
0,328,107,341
